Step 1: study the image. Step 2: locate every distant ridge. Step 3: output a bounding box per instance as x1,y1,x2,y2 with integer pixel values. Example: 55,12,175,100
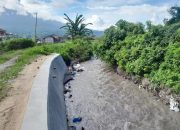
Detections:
0,9,103,38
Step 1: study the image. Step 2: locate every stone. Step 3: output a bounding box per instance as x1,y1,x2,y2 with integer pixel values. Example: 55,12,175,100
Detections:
64,89,71,94
69,94,72,98
159,90,166,98
170,96,180,112
69,126,76,130
138,85,143,89
166,89,171,95
142,78,150,88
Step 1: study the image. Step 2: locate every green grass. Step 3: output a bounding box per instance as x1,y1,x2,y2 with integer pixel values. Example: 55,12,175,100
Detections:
0,40,92,99
0,50,23,64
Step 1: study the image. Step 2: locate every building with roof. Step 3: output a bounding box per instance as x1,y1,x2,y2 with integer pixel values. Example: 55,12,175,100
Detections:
42,34,65,43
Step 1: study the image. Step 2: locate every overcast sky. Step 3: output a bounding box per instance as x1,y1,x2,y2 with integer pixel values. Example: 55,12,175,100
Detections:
0,0,180,30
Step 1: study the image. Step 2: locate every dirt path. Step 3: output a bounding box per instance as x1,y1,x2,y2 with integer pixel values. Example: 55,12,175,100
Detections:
0,57,18,73
0,55,49,130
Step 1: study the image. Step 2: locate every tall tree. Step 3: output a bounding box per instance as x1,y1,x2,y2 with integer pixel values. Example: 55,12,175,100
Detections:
60,14,93,39
165,6,180,25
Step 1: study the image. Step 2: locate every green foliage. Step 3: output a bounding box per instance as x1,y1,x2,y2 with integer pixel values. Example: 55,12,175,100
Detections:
151,42,180,92
165,6,180,25
60,14,93,39
4,38,35,50
0,41,7,53
70,39,92,62
0,39,93,99
0,50,23,64
94,11,180,93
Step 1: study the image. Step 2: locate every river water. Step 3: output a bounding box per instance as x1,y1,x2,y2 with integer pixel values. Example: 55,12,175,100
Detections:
65,59,180,130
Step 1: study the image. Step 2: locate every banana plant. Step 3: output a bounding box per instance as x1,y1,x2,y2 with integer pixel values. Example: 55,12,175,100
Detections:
60,13,93,39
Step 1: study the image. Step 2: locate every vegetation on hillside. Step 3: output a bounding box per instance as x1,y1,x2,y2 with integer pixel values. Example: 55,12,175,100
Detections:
0,38,35,54
94,6,180,93
0,13,94,99
0,39,92,99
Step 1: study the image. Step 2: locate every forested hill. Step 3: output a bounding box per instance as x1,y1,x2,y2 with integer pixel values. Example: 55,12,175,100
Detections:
94,6,180,93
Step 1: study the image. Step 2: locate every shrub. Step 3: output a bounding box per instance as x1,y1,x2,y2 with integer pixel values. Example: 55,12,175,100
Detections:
6,38,35,50
94,19,180,93
151,42,180,92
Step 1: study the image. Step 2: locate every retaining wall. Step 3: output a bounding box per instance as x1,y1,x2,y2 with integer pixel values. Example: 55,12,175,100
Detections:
21,54,68,130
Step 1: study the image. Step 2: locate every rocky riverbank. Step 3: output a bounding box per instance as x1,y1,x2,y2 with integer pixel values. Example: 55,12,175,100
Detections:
115,68,180,112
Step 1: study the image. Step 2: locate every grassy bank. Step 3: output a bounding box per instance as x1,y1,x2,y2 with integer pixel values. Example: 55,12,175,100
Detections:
0,50,23,64
0,39,92,99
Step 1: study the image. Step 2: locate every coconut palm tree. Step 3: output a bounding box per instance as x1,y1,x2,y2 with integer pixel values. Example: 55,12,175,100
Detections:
60,13,93,39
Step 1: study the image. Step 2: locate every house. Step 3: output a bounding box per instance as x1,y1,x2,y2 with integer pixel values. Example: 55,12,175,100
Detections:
42,34,65,43
0,28,13,41
0,28,7,40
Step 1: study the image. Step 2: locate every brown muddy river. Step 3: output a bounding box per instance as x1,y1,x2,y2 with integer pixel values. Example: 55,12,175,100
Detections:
65,59,180,130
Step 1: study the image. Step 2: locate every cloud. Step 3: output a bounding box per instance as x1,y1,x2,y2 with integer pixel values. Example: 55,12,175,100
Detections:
116,4,170,24
84,4,171,30
0,0,76,22
87,0,144,7
0,0,179,31
0,7,5,14
87,6,118,10
85,15,109,30
50,0,75,8
0,0,27,15
83,0,180,30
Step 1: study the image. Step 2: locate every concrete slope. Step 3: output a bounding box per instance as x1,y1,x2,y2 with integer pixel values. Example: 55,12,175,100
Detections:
48,55,68,130
21,54,68,130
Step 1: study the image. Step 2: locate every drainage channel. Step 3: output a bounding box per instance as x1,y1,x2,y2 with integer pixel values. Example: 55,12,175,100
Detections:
21,55,180,130
64,59,180,130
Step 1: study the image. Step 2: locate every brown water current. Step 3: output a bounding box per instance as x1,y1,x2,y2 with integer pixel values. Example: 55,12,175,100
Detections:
65,59,180,130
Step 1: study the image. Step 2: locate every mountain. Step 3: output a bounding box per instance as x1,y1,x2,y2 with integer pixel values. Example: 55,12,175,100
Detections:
0,9,64,38
93,30,104,37
0,9,103,38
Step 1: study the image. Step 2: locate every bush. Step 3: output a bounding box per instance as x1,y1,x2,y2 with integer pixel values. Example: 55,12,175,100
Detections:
6,38,35,50
151,42,180,92
68,44,92,62
94,19,180,93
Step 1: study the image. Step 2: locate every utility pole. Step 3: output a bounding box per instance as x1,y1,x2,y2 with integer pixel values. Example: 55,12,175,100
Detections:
34,12,38,42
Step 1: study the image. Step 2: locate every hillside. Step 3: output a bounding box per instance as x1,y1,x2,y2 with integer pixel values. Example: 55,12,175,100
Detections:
0,9,103,38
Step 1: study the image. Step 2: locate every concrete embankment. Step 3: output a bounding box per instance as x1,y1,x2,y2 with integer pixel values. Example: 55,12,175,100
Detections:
21,54,68,130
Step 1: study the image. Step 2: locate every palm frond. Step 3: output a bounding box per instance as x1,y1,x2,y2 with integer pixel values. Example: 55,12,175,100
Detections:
60,13,93,38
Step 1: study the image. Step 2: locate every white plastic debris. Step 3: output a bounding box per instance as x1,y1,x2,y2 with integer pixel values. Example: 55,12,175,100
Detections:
138,85,143,89
170,96,179,112
73,64,81,69
73,63,84,72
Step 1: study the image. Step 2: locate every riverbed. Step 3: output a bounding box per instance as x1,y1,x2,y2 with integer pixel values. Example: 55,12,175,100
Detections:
65,59,180,130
